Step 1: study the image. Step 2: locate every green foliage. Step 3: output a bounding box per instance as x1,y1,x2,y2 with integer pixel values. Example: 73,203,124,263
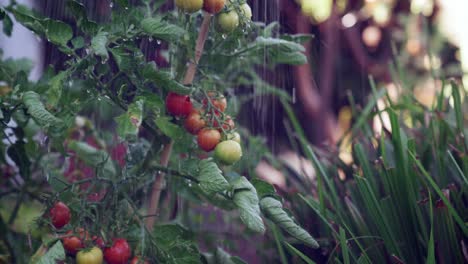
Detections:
0,0,313,262
260,197,319,248
232,176,265,233
35,241,66,264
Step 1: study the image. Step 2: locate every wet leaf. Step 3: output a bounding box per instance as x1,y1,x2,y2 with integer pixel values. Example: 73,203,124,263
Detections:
232,176,265,233
197,159,229,194
260,197,319,248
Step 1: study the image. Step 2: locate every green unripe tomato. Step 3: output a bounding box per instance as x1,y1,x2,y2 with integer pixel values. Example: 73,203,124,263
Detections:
225,131,241,144
214,140,242,165
216,10,240,33
239,3,252,20
174,0,203,13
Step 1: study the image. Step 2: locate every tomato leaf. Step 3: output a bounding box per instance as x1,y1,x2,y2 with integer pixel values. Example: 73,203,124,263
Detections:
35,241,66,264
47,71,67,107
115,99,144,138
22,91,64,131
43,19,73,47
251,178,277,199
1,12,13,36
91,31,109,60
140,17,185,42
232,176,265,233
153,224,201,264
155,116,184,140
251,37,307,65
197,159,229,194
67,141,117,179
260,197,319,248
141,62,192,94
110,47,135,71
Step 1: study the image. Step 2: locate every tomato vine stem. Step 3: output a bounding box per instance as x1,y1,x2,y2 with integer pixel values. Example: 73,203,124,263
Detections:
145,12,213,230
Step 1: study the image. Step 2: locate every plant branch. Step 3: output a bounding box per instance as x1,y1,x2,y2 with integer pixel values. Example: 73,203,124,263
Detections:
145,12,212,230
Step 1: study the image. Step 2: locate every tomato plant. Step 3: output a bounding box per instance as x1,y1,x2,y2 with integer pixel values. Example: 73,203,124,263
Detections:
0,0,317,262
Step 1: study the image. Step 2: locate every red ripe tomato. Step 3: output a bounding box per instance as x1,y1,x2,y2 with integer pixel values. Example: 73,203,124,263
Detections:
63,232,84,255
203,92,227,113
104,238,131,264
130,256,150,264
203,0,225,14
62,229,90,255
50,202,71,229
166,92,193,117
184,110,206,135
197,129,221,152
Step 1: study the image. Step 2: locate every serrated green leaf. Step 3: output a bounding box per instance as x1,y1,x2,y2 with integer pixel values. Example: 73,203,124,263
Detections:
260,197,319,248
141,62,192,94
251,178,277,198
137,93,164,113
141,17,185,42
22,91,63,129
35,241,65,264
232,176,265,233
67,141,116,178
155,116,184,140
2,13,13,36
43,19,73,47
110,47,133,71
197,159,229,194
281,33,314,44
47,71,67,107
115,99,144,138
7,5,45,35
153,224,201,264
255,37,305,52
71,36,85,49
252,37,307,65
91,31,109,59
66,0,87,22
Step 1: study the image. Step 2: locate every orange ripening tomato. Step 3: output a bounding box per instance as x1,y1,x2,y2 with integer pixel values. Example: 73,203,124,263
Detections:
197,129,221,152
184,110,206,134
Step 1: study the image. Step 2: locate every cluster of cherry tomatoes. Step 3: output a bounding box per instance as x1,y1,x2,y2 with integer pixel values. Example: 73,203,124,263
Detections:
174,0,252,33
49,202,148,264
165,91,242,165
